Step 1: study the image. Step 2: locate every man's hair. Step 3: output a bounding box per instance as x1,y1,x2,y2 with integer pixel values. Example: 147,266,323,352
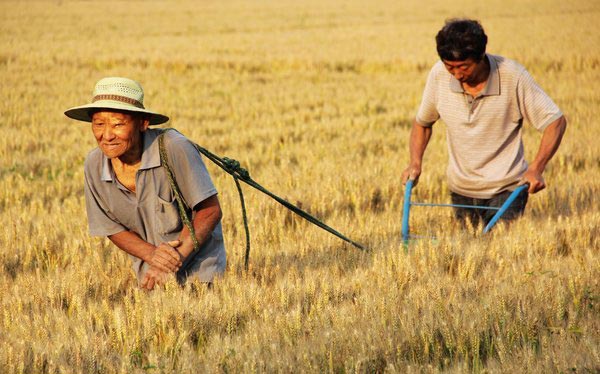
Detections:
436,19,487,62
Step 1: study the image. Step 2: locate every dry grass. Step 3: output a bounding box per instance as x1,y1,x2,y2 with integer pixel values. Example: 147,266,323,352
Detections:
0,0,599,373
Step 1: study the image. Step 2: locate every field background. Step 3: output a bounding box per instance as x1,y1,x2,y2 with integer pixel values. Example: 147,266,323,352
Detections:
0,0,598,373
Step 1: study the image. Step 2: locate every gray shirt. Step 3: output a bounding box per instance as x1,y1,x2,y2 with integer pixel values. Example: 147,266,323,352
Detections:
416,54,563,198
84,128,226,282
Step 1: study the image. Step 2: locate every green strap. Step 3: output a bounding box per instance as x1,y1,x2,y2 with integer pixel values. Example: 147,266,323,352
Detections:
158,128,365,270
158,132,202,253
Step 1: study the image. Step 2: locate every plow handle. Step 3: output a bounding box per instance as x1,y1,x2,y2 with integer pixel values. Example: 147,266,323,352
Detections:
401,179,414,243
483,184,529,233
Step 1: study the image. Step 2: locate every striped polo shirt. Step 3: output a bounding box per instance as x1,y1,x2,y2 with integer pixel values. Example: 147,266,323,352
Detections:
416,54,563,198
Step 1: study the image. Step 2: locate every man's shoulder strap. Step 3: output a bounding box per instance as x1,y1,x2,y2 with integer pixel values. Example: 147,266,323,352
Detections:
157,128,201,253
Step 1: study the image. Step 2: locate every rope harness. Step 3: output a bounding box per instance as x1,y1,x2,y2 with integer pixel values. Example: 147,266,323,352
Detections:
157,128,365,270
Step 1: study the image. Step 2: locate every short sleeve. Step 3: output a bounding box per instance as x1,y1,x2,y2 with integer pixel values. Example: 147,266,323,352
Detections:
517,69,563,131
83,158,127,237
164,132,218,210
415,66,440,127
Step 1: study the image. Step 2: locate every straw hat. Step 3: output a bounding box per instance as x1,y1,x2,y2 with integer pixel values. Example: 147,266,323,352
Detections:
64,77,169,125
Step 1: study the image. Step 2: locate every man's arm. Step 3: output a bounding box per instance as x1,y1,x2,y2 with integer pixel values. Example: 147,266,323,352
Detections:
173,194,223,261
401,119,433,186
108,231,183,273
140,194,222,290
522,115,567,193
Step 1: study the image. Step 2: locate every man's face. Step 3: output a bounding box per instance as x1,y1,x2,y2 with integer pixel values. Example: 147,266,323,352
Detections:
442,58,481,84
91,111,149,160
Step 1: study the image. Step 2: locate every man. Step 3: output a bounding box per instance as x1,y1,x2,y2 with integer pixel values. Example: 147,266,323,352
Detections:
401,19,567,225
65,77,226,290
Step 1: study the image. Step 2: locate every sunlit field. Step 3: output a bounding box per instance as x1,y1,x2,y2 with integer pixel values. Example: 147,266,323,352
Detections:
1,0,598,372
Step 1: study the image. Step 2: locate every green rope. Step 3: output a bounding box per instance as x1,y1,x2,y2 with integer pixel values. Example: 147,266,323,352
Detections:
158,132,202,252
158,128,366,270
231,176,251,270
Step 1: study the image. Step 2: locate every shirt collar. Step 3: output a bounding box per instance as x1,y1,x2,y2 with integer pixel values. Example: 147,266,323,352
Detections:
482,54,500,96
449,74,463,93
100,155,112,182
139,129,162,170
449,54,500,96
99,128,162,182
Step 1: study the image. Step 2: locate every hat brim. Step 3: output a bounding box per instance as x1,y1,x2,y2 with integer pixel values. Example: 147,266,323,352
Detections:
64,100,169,125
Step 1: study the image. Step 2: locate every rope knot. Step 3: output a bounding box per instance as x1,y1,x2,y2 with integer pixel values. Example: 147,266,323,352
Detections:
223,157,250,179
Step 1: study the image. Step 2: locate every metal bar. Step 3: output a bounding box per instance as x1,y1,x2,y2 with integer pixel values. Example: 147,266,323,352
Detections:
411,202,500,210
401,180,413,245
409,234,438,240
483,185,529,233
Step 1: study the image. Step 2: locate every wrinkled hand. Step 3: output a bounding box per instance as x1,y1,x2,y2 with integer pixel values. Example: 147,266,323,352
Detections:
140,266,173,291
521,167,545,194
146,240,183,273
401,165,422,187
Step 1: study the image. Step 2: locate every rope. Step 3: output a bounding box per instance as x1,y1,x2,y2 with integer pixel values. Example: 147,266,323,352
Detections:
158,133,202,252
157,128,365,270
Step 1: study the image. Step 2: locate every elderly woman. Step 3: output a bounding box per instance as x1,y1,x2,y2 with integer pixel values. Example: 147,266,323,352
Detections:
65,77,226,290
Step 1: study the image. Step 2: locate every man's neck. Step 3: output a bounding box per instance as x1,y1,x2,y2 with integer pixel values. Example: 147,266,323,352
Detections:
463,55,491,94
110,148,143,193
111,140,144,171
111,155,141,171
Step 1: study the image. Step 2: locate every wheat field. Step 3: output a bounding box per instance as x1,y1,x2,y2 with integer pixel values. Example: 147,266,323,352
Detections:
0,0,599,373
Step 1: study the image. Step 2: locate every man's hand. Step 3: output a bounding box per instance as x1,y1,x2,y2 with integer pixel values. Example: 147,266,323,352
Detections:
402,120,432,188
146,240,183,273
521,167,545,194
401,165,422,187
140,266,173,291
521,116,566,194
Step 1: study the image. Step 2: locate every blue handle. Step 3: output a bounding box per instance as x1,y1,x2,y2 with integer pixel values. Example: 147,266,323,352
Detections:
483,184,529,233
401,179,414,243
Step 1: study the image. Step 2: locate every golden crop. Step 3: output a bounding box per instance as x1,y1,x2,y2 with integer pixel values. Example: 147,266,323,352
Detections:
0,0,598,373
